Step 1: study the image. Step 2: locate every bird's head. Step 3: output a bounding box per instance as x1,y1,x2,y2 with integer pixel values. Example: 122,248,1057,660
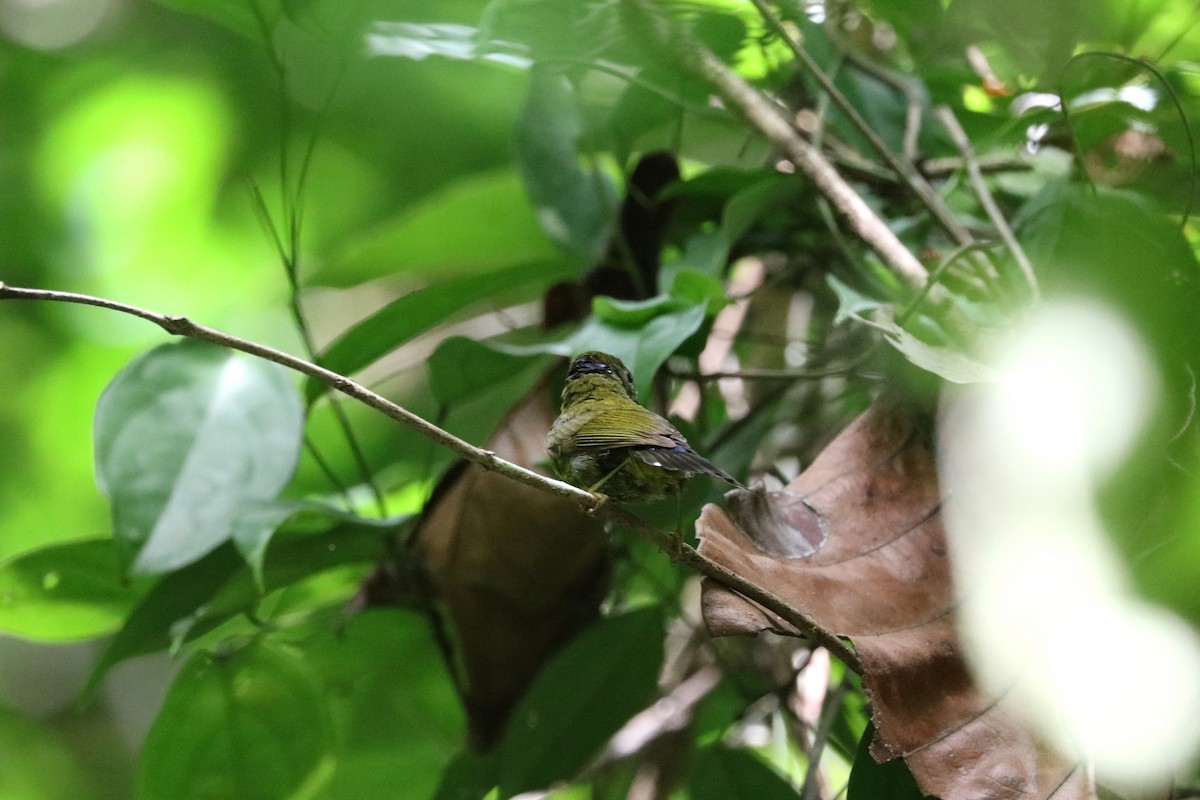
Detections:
565,351,638,402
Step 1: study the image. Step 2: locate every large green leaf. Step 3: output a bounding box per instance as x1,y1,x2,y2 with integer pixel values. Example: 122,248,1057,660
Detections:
0,709,95,800
0,539,145,641
497,607,665,797
139,641,336,800
307,261,566,404
687,746,801,800
846,723,927,800
307,610,466,800
365,21,532,67
321,169,564,286
151,0,280,42
94,340,304,575
84,544,243,699
515,69,616,258
427,337,550,409
85,514,398,694
483,301,709,399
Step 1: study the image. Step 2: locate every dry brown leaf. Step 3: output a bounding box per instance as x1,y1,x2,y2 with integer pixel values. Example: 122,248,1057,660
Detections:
417,375,609,750
696,402,1097,800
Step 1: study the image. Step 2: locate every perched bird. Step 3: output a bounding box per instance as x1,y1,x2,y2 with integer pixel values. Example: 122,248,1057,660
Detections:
546,351,739,503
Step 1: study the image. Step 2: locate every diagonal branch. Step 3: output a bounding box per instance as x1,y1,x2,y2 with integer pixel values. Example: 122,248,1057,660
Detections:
621,0,930,293
0,280,863,674
935,106,1040,301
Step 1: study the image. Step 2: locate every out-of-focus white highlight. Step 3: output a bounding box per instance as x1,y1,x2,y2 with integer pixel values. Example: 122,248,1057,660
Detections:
938,299,1200,787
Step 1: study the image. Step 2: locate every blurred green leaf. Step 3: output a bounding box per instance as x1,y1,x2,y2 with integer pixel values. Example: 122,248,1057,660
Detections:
0,539,144,641
883,325,999,384
85,515,397,694
151,0,280,42
139,640,336,800
664,231,731,281
515,69,617,258
592,294,678,326
479,0,621,63
94,340,304,575
669,268,730,310
433,751,500,800
0,709,96,800
497,607,664,797
828,274,886,324
307,610,466,800
365,21,532,67
307,261,566,404
846,723,928,800
84,544,243,699
722,175,801,243
322,169,564,286
687,745,800,800
427,337,549,408
229,500,402,589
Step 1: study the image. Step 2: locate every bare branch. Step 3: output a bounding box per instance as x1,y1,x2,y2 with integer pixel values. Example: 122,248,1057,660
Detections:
0,280,863,675
935,106,1040,301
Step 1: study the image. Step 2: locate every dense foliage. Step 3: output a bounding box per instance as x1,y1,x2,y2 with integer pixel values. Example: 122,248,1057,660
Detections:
1,0,1199,798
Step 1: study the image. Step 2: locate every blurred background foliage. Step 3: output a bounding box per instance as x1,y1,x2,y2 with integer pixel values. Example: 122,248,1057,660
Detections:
1,0,1199,797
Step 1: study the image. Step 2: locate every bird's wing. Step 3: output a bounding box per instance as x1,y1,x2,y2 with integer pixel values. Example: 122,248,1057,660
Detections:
572,404,684,451
630,446,737,483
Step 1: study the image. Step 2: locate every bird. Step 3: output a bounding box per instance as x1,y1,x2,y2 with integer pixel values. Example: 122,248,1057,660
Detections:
546,351,740,506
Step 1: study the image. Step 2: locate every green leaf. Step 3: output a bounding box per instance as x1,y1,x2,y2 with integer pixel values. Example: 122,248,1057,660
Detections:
84,544,243,699
94,340,304,575
664,230,731,281
0,539,145,642
307,262,565,404
515,69,616,258
688,746,801,800
669,268,730,310
497,607,665,797
0,709,94,799
481,301,708,398
479,0,621,63
433,751,499,800
323,169,564,287
364,21,532,67
427,337,549,408
85,516,398,694
139,641,336,800
151,0,280,42
228,506,404,602
827,274,885,325
592,294,678,326
883,325,998,384
846,723,927,800
722,175,801,242
307,610,466,800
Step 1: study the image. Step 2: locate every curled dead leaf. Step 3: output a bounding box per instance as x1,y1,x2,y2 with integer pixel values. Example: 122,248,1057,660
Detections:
697,402,1097,800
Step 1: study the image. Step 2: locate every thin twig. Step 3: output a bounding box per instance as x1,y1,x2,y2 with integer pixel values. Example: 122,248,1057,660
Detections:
934,106,1040,301
0,281,863,676
801,672,851,800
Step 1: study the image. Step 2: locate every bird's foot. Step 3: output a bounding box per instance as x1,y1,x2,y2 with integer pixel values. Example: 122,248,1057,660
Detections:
668,526,684,563
586,492,609,516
